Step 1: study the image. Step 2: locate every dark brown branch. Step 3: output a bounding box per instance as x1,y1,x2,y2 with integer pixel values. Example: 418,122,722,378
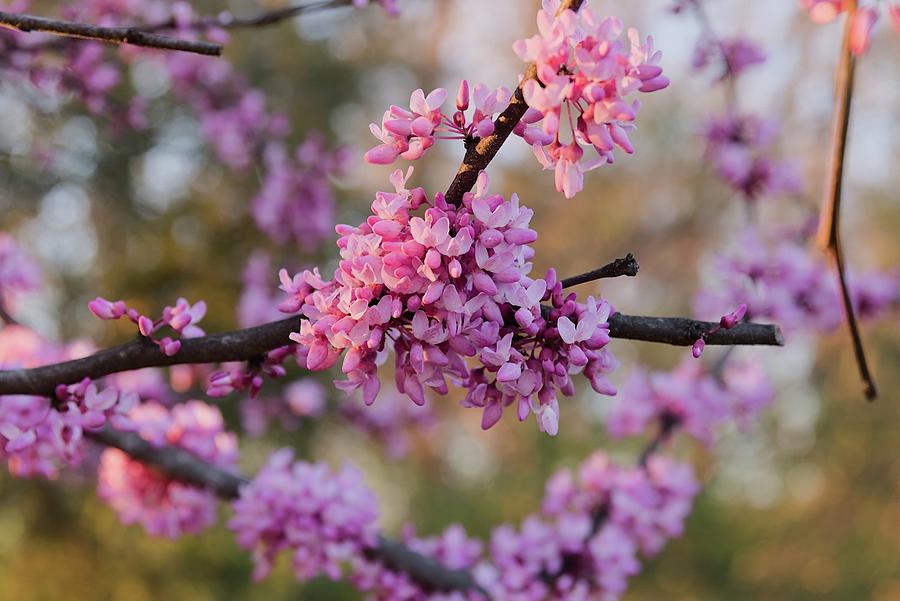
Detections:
560,254,639,288
607,313,784,347
0,10,222,55
0,311,783,397
0,317,299,396
88,426,484,595
443,0,585,206
815,0,876,401
141,0,355,33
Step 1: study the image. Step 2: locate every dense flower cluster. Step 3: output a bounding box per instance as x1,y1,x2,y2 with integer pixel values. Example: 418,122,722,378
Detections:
351,451,698,601
89,296,207,356
229,448,379,581
97,400,238,538
512,0,669,198
280,169,616,435
607,357,774,445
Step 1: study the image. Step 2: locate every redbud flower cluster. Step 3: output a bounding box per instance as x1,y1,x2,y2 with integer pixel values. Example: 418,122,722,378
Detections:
513,0,669,198
607,357,774,445
228,448,379,581
88,296,207,356
280,169,617,436
98,400,239,538
351,452,698,601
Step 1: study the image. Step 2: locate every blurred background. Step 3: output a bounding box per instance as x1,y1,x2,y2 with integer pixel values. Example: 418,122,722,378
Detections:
1,0,899,599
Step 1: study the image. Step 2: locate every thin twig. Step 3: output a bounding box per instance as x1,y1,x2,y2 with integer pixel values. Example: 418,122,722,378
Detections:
815,0,876,401
141,0,355,33
560,254,639,288
0,10,222,55
88,427,486,595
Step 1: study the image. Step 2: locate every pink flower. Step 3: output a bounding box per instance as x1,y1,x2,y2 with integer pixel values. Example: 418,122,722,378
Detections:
97,401,238,538
228,449,379,581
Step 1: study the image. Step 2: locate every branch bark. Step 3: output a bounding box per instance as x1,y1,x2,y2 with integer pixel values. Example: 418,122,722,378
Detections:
0,10,222,55
443,0,585,205
88,426,484,594
0,311,783,396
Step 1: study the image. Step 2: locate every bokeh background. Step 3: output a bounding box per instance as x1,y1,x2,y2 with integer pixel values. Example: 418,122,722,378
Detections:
1,0,899,599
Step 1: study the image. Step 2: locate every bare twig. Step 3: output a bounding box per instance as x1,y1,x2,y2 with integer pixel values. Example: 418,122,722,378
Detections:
561,254,639,288
444,0,585,206
815,0,876,401
0,10,222,55
88,427,485,595
141,0,355,33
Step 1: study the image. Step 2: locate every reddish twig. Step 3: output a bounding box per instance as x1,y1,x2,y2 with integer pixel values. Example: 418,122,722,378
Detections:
815,0,876,401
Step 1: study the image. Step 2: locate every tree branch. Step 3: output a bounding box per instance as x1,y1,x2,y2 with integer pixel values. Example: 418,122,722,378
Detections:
560,254,639,288
443,0,585,206
0,310,783,397
0,317,299,396
141,0,355,33
814,0,876,400
0,10,222,55
87,426,484,594
607,313,783,347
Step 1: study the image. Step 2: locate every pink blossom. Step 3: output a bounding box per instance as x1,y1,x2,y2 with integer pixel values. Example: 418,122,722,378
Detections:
512,3,668,197
284,169,616,435
97,401,238,538
229,449,379,581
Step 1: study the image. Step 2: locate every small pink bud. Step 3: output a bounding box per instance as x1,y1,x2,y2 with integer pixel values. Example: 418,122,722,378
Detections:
138,315,155,337
456,80,469,111
719,303,748,329
364,144,399,165
691,338,705,358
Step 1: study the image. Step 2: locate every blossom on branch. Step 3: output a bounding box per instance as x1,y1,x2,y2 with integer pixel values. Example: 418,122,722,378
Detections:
98,400,239,538
513,0,669,198
281,169,616,435
229,448,379,581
